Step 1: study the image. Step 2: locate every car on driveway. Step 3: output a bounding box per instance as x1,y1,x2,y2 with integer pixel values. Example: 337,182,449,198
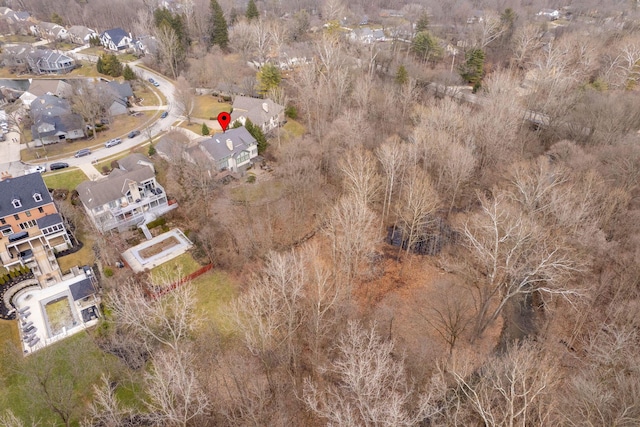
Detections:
74,148,92,158
160,111,168,119
105,137,122,148
153,81,160,87
49,162,69,171
128,130,141,138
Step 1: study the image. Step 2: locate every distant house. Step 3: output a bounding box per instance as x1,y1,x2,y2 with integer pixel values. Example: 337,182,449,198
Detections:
33,22,68,40
193,126,258,173
155,132,189,162
28,50,75,75
348,28,386,44
76,154,174,233
231,96,285,133
30,94,84,145
0,173,72,284
135,35,158,56
100,28,134,51
537,9,560,20
67,25,97,45
25,79,72,99
104,80,133,116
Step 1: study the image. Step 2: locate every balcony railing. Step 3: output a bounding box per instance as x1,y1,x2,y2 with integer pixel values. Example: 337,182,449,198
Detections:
108,185,166,217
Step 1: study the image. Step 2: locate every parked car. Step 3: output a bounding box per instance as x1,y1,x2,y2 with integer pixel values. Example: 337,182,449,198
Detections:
128,130,140,138
105,137,122,148
160,111,168,119
49,162,69,171
148,78,155,83
74,148,92,158
153,81,160,87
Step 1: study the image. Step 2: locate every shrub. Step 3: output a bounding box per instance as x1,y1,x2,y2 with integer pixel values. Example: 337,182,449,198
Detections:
202,123,210,136
246,174,256,183
148,144,156,156
104,267,114,277
285,105,297,119
147,217,167,229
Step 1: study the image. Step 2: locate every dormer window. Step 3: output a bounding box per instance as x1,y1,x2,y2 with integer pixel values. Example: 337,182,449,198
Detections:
33,193,42,202
12,198,21,208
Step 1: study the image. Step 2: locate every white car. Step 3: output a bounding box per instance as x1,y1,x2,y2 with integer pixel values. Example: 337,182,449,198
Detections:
105,138,122,148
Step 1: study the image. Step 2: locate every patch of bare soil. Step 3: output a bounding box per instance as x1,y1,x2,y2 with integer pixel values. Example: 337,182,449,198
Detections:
139,235,179,259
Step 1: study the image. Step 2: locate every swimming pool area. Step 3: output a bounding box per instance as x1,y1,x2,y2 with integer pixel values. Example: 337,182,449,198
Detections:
121,229,193,273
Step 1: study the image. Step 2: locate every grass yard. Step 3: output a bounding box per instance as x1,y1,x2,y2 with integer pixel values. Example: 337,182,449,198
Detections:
138,84,165,107
58,230,95,273
193,95,231,120
0,34,37,44
78,46,106,56
95,151,132,173
229,180,284,204
43,168,87,191
281,119,306,141
22,113,150,162
150,251,201,284
0,320,20,349
0,332,131,425
69,61,104,78
191,270,239,333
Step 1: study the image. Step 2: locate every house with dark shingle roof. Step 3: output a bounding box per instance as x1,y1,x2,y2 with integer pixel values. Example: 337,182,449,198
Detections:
29,94,84,145
0,174,71,284
194,126,258,173
99,28,134,51
76,154,174,233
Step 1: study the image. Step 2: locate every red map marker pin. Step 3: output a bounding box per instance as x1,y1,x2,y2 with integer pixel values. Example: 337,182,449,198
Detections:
217,112,231,132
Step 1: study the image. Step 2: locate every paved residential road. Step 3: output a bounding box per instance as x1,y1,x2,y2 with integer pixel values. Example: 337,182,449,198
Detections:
0,62,180,180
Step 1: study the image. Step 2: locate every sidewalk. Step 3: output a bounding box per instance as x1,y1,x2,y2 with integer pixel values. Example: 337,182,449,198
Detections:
77,162,103,181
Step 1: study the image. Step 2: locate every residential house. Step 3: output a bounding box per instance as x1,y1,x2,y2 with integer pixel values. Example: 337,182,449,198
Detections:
348,28,386,44
135,35,158,56
76,154,174,233
231,96,285,133
67,25,97,45
193,126,258,173
26,50,75,74
103,80,133,116
99,28,134,51
25,79,72,99
537,9,560,20
30,94,84,145
0,173,72,284
155,132,189,162
32,22,68,40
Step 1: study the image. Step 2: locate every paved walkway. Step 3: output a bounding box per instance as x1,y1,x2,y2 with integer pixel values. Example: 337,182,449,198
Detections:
77,162,103,181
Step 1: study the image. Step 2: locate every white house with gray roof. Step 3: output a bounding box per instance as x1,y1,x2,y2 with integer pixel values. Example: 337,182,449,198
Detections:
231,96,285,133
67,25,96,45
100,28,134,51
194,126,258,173
76,155,174,233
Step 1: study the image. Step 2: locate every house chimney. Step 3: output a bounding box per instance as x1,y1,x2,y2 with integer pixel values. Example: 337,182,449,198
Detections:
262,102,269,113
226,139,233,151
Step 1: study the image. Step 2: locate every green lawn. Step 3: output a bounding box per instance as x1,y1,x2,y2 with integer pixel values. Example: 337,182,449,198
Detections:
0,320,19,349
281,119,306,140
43,169,88,191
193,96,231,120
191,270,238,333
69,60,104,78
150,251,201,284
0,332,129,425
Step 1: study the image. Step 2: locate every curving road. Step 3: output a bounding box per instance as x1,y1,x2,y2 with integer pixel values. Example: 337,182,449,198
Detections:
0,62,180,179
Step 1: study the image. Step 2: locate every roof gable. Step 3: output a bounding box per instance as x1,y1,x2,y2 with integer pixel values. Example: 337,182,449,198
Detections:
199,126,257,161
0,174,53,218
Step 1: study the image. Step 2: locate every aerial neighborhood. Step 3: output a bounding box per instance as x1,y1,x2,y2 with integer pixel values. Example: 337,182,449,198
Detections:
0,0,638,425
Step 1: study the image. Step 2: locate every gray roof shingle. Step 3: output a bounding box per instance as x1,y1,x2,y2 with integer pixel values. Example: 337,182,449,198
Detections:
0,174,53,219
36,213,63,229
76,163,155,209
199,126,256,162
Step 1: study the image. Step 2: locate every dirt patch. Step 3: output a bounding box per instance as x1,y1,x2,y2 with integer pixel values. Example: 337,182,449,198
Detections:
139,235,179,259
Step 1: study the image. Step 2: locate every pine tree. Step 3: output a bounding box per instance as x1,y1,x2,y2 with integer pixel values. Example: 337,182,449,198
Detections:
202,123,210,135
395,64,408,85
245,119,267,154
459,48,485,91
123,64,136,81
246,0,259,21
411,31,443,63
210,0,229,49
415,12,429,33
257,63,281,95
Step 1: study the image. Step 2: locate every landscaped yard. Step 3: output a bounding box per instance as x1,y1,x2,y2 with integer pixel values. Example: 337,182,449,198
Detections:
43,169,88,191
57,229,96,274
281,119,306,140
193,95,231,120
150,251,201,284
0,320,20,348
21,113,151,162
69,60,104,78
229,180,284,204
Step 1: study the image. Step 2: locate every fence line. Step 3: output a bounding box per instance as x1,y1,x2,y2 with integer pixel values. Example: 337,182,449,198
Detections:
150,264,213,299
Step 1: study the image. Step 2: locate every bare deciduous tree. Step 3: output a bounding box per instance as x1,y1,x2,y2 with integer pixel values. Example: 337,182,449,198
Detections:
304,321,442,426
376,136,406,222
84,374,134,427
338,146,381,207
173,75,196,125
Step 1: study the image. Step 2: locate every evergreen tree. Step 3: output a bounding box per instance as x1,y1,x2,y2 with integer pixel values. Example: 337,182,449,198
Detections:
123,64,136,81
411,31,443,63
459,48,485,90
99,54,123,77
96,56,104,74
202,123,210,135
210,0,229,49
415,12,430,33
148,144,156,156
257,63,281,95
244,119,267,154
395,64,408,85
51,13,64,26
246,0,259,21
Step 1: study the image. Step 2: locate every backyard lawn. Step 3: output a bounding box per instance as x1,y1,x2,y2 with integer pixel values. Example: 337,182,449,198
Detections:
57,230,95,273
193,95,231,119
43,169,87,191
150,251,201,284
191,270,239,333
229,180,284,204
281,119,306,140
0,320,19,349
21,113,151,161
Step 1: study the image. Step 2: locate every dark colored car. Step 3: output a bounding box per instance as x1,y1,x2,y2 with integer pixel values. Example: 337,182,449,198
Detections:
148,78,155,83
160,111,168,119
74,148,92,158
128,130,141,138
49,162,69,171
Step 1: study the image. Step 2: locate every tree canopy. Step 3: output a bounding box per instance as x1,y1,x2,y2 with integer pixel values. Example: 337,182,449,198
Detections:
209,0,229,49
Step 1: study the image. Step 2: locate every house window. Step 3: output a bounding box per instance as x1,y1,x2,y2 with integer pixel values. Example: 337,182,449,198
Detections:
13,214,19,220
38,207,44,213
19,220,36,230
12,199,21,208
25,211,31,217
237,151,250,164
33,193,42,202
0,218,5,225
